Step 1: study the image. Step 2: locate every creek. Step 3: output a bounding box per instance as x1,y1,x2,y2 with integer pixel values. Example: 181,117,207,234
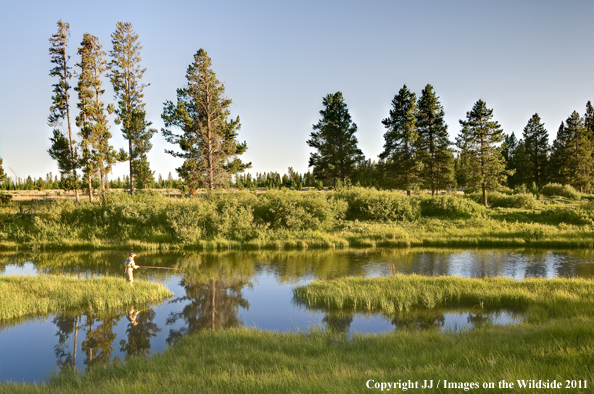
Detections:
1,248,593,383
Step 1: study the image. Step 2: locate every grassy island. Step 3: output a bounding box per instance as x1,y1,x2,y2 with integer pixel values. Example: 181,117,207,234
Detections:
0,275,172,321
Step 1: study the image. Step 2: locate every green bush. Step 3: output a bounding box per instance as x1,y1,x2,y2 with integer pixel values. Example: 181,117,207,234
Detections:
466,191,538,209
539,203,594,225
541,183,580,200
254,189,346,231
336,188,419,222
418,194,486,218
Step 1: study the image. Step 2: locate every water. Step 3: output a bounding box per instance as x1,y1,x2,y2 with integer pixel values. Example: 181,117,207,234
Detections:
1,248,593,383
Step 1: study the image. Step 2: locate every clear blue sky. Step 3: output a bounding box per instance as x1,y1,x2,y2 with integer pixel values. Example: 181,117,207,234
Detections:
1,0,593,181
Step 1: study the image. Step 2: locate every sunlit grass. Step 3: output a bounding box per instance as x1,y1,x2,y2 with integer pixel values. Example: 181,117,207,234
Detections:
0,275,172,320
293,274,594,322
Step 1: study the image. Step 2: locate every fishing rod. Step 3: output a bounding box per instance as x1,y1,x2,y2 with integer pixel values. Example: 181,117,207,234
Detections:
136,265,179,270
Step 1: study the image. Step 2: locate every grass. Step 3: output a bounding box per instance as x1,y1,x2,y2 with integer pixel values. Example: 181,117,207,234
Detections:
1,318,593,393
0,275,172,320
293,274,594,319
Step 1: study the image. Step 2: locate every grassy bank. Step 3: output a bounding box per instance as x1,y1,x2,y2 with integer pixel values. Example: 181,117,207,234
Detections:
0,276,172,320
1,188,593,251
2,321,593,393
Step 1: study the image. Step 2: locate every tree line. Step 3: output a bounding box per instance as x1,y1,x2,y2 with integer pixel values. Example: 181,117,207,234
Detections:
307,86,594,205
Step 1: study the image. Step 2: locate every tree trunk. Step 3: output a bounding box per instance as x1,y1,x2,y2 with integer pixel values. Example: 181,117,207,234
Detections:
88,173,94,203
482,182,488,206
129,139,134,194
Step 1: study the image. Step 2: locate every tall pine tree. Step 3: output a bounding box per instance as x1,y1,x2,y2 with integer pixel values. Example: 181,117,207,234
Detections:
456,99,508,206
379,85,421,194
76,33,116,195
108,22,156,194
162,49,251,191
48,20,79,202
307,92,364,186
415,84,454,195
521,113,549,187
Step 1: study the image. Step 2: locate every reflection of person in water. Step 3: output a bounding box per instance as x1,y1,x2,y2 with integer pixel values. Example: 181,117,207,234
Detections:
126,308,140,325
124,253,138,283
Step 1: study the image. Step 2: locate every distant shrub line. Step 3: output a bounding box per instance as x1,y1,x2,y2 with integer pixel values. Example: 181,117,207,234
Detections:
1,185,593,249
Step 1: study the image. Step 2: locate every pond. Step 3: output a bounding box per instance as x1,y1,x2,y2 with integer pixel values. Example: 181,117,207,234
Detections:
1,248,593,383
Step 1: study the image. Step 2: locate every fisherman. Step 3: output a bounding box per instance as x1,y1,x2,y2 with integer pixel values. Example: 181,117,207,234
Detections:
124,252,138,283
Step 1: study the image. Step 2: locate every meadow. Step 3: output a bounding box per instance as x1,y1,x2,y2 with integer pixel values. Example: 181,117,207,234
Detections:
1,185,593,251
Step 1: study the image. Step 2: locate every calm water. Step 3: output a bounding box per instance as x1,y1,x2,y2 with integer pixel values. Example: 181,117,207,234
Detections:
1,248,593,383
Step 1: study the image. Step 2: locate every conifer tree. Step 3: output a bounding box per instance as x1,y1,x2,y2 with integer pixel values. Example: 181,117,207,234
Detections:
48,20,79,202
76,33,116,195
415,84,454,195
561,111,594,192
379,85,420,194
503,133,532,188
108,22,156,194
456,99,508,206
521,113,549,187
307,92,364,186
0,158,6,183
162,49,251,191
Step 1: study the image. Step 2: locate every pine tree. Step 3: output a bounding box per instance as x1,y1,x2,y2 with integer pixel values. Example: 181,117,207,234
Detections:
0,158,6,183
415,84,454,195
48,20,79,202
379,85,421,194
548,122,566,184
307,92,364,186
162,49,251,191
504,133,532,188
76,33,116,195
75,33,98,201
556,111,594,191
521,113,549,187
108,22,156,194
456,99,508,206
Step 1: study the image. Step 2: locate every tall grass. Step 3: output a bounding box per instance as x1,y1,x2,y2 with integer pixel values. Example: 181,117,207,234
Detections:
293,274,594,318
0,275,172,320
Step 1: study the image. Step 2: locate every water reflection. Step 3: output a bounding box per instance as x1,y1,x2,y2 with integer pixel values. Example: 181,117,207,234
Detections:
0,248,593,383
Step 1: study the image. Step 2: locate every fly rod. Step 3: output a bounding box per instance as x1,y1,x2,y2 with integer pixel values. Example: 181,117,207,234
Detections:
136,265,179,270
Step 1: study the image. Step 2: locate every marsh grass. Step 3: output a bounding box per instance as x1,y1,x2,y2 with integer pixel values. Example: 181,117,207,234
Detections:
293,275,594,321
0,275,172,320
3,321,594,393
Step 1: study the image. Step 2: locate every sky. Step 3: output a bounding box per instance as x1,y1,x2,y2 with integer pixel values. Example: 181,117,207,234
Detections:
1,0,593,182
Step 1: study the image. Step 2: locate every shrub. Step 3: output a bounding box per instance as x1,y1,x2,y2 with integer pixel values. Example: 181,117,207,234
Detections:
539,203,594,225
541,183,580,200
465,191,538,209
254,189,346,231
419,194,486,219
335,188,419,222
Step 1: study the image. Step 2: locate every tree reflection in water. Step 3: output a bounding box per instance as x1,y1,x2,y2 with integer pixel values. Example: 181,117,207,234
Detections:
81,312,120,370
53,314,79,370
119,308,161,359
166,277,249,345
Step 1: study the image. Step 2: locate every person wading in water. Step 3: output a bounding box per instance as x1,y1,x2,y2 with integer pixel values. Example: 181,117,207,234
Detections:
124,252,138,284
